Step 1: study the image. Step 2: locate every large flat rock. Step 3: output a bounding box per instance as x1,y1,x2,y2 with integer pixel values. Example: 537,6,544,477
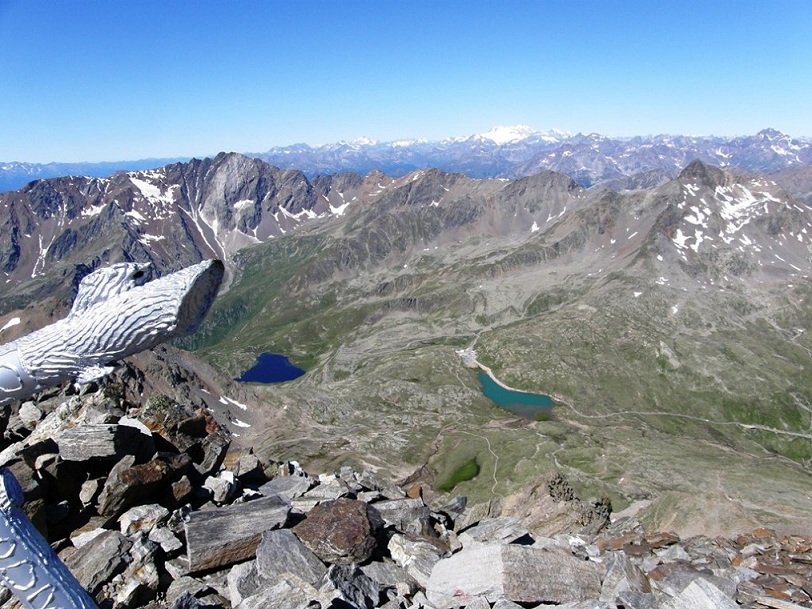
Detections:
426,543,601,608
185,495,290,572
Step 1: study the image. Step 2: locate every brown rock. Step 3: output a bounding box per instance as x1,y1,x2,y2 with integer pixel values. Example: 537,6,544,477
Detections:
293,497,383,565
596,531,643,552
98,452,190,517
405,484,422,499
644,531,680,548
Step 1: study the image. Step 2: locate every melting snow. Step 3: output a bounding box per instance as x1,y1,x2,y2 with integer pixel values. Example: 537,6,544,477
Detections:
633,291,642,298
81,203,107,218
125,209,147,223
531,221,539,232
330,201,351,216
232,418,251,428
219,396,248,410
129,176,175,206
673,229,690,249
0,317,20,333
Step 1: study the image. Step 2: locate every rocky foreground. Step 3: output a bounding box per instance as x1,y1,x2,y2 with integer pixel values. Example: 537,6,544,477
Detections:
0,380,811,609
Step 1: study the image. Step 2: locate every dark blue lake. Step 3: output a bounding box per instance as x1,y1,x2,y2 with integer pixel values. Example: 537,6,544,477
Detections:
236,353,305,383
479,371,553,419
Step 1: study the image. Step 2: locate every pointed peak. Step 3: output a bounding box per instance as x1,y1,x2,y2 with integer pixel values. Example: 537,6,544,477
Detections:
756,128,786,140
678,159,726,188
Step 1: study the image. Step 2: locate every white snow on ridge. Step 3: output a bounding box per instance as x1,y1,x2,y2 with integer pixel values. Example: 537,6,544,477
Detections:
330,201,351,216
531,221,540,232
81,203,107,218
0,317,20,333
125,209,147,223
220,396,249,410
129,176,175,206
479,125,541,145
673,229,690,249
139,234,165,245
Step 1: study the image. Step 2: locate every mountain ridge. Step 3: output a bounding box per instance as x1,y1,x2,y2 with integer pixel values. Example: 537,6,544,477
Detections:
3,127,811,193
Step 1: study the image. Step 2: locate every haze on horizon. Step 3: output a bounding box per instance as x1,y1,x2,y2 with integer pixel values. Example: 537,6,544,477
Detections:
1,0,810,164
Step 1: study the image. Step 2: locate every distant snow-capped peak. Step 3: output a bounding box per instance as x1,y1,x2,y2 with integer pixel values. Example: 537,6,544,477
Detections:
350,136,378,147
477,125,569,145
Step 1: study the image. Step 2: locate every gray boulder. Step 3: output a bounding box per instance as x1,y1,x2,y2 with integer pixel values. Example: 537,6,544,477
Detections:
373,497,432,536
57,424,145,461
258,472,314,499
322,564,381,608
256,529,327,587
660,577,739,609
388,533,447,589
426,543,601,608
235,575,323,609
458,516,530,546
62,529,132,597
118,503,170,537
227,561,263,607
599,550,652,602
185,494,290,572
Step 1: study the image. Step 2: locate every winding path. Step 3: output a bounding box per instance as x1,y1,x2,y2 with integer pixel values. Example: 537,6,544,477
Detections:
455,341,812,443
456,430,500,495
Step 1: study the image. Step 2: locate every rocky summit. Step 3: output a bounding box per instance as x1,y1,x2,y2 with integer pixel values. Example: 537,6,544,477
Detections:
1,366,811,609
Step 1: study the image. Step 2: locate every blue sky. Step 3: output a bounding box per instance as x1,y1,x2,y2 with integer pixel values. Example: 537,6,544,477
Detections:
1,0,810,163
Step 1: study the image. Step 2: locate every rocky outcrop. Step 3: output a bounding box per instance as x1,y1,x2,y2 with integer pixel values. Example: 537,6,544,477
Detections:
1,375,812,609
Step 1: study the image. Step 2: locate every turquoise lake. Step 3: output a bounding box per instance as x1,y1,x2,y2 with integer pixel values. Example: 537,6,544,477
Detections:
478,371,554,418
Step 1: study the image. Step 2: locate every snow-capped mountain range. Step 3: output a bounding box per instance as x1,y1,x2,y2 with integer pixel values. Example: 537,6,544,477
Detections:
253,126,812,186
2,127,811,193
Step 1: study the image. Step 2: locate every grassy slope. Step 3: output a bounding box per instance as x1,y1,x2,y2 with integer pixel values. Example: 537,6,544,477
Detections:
184,207,812,535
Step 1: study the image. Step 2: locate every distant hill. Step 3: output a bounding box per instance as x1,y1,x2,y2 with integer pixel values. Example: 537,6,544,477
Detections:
0,157,189,192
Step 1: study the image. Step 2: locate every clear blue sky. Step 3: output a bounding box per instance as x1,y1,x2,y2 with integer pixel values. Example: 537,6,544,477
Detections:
1,0,810,163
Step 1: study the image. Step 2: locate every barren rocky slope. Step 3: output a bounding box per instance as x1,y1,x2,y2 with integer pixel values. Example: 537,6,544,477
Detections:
2,363,811,609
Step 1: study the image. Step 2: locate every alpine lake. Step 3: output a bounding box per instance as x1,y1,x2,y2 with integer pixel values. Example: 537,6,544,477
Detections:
235,353,306,383
478,370,554,419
